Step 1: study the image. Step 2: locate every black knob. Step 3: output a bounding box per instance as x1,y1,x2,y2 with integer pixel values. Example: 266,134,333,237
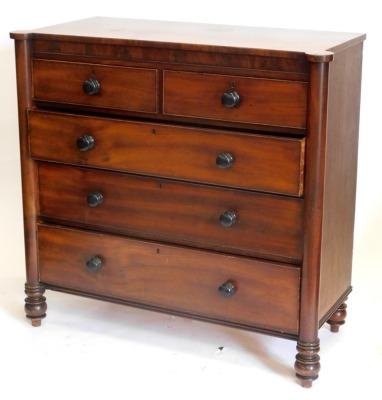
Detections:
218,280,237,298
83,78,101,95
216,153,234,169
77,135,95,151
221,91,240,108
219,211,237,227
86,256,102,273
87,191,103,207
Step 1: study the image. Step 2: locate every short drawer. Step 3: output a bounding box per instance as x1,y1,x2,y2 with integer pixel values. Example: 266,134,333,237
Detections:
38,224,300,334
29,110,305,196
163,71,307,129
38,163,304,263
32,60,157,113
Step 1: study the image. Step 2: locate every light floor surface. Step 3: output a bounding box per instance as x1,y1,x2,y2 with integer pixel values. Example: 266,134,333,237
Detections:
1,158,381,400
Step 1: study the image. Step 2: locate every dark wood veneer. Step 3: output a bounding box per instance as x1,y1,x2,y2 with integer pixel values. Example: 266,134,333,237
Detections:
32,59,158,113
11,17,365,387
38,163,304,262
29,110,306,196
38,224,301,334
163,70,307,128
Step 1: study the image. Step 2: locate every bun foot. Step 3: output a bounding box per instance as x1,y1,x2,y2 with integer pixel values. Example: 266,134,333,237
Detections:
25,283,47,326
327,302,347,333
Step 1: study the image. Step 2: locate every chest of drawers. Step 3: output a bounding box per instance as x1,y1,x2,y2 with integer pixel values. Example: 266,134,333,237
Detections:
10,17,365,387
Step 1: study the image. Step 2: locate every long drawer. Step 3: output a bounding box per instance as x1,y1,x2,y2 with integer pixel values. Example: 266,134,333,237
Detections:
29,110,305,196
38,163,303,263
163,70,307,129
32,60,158,113
38,224,300,334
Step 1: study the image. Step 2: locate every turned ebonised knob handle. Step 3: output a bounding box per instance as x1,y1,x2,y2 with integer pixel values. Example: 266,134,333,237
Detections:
218,280,237,298
221,90,240,108
216,153,234,169
86,256,102,273
87,191,103,207
220,211,237,227
83,78,101,95
77,135,95,151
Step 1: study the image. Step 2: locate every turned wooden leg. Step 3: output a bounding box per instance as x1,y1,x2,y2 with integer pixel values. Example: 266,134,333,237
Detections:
294,340,320,388
327,302,347,333
24,283,47,327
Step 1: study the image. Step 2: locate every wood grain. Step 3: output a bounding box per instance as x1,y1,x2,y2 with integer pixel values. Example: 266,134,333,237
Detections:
11,17,365,61
38,163,304,262
32,59,158,113
29,110,306,196
318,43,364,321
38,224,300,334
10,17,365,386
163,71,307,129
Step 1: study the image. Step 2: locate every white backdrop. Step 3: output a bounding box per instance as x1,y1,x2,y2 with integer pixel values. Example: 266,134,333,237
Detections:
0,2,381,398
1,1,381,262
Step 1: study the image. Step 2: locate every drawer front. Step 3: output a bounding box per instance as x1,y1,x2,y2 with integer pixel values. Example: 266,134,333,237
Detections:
38,224,300,334
29,110,305,196
32,60,157,113
163,71,307,129
38,163,304,263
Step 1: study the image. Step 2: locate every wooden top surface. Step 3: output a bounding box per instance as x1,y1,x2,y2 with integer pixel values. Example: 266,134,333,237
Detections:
10,17,366,61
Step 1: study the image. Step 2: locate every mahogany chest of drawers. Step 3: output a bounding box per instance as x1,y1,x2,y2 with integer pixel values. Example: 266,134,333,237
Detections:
10,17,365,387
